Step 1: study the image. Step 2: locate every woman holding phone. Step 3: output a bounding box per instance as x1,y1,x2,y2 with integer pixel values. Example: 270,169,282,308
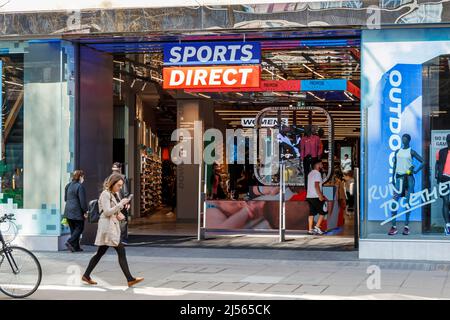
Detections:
82,173,144,287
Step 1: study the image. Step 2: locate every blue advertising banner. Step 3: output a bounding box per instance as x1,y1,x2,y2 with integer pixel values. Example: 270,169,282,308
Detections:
301,79,347,91
366,63,423,222
163,42,261,66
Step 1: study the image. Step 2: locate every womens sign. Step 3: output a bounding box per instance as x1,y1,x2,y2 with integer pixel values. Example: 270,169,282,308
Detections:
163,42,261,66
163,66,260,89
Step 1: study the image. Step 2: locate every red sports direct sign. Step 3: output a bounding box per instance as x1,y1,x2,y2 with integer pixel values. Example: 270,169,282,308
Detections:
186,80,301,93
163,65,260,89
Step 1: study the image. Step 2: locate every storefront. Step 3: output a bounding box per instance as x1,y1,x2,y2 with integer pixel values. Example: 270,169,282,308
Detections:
0,2,450,260
360,28,450,260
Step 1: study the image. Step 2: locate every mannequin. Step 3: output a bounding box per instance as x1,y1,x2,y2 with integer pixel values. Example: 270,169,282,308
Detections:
389,133,424,236
435,133,450,235
301,126,321,187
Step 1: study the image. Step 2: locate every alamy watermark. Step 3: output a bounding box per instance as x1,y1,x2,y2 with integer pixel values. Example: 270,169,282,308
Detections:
366,265,381,290
170,121,280,170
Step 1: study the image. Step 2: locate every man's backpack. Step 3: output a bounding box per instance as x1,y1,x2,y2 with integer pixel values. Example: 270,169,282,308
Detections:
88,199,102,223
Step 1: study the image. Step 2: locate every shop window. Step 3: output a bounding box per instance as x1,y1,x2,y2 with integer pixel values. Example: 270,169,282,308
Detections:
361,28,450,239
0,40,75,236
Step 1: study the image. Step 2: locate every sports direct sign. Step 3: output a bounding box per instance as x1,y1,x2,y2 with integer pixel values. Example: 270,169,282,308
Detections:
163,42,261,66
163,66,260,90
162,41,261,90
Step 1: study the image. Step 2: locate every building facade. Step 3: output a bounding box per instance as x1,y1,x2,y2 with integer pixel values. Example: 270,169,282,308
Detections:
1,1,450,260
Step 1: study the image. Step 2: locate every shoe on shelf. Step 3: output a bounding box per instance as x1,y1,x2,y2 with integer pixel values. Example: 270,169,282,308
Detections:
388,226,398,236
82,276,97,285
128,277,144,288
402,226,410,236
65,242,75,252
313,226,324,235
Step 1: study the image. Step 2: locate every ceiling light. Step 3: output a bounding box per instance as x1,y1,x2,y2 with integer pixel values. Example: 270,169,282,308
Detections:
151,75,163,82
198,93,211,99
4,80,23,87
344,92,355,101
262,68,287,81
302,64,325,79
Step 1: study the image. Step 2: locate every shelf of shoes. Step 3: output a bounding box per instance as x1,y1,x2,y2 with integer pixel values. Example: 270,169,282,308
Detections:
140,153,163,214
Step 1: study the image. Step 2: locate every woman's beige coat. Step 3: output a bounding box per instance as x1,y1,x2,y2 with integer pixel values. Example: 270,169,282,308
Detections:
95,190,124,247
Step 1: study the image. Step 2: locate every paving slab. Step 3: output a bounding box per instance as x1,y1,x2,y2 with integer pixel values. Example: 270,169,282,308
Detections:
320,286,357,296
156,281,195,289
211,282,248,291
265,284,300,293
240,276,283,284
293,285,328,294
237,283,273,292
183,282,221,290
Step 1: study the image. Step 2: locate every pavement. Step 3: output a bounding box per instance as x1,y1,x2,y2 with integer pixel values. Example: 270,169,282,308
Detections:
2,243,450,300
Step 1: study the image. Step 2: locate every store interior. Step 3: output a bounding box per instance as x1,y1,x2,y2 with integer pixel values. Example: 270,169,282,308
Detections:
79,33,361,239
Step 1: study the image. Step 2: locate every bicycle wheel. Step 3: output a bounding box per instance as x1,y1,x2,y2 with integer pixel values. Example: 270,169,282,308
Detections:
0,246,42,298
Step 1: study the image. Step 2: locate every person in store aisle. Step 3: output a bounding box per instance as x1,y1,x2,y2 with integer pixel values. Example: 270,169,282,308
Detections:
344,171,355,215
166,169,177,217
301,126,321,188
210,162,226,200
82,173,143,288
341,154,352,175
64,170,88,252
306,159,328,235
110,162,130,244
333,169,347,217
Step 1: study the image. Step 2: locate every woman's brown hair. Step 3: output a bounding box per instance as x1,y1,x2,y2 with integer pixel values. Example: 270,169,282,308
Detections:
72,170,85,182
104,173,124,192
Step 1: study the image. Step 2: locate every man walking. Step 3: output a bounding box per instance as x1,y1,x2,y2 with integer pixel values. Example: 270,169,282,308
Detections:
306,159,328,235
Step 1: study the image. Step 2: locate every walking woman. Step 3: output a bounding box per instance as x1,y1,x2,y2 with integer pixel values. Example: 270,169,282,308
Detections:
64,170,88,252
82,173,144,287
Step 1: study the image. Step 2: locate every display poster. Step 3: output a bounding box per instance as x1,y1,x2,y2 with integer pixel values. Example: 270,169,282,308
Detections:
430,130,450,225
362,28,450,229
366,63,423,222
205,186,343,231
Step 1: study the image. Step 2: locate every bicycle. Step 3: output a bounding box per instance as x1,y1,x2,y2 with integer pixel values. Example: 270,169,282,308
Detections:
0,213,42,298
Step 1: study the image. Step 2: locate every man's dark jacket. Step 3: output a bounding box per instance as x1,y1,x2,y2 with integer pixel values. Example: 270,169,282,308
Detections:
64,181,88,221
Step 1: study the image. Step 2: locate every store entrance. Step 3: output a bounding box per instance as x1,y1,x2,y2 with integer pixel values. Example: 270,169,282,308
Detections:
78,32,361,246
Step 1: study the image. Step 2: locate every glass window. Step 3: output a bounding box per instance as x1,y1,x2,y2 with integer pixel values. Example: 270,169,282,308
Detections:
361,28,450,239
0,40,75,236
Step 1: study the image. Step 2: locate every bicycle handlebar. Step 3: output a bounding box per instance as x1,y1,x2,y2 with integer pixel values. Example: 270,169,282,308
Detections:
0,214,15,223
